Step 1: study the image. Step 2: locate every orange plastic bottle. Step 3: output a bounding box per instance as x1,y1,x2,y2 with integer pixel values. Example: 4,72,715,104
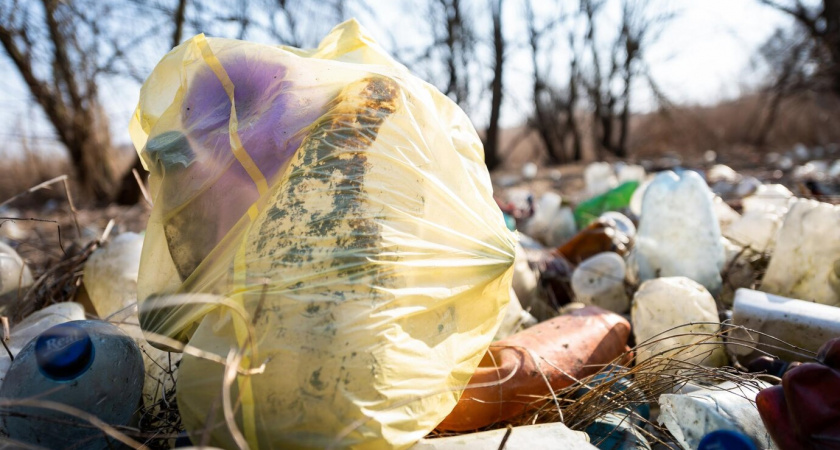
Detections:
437,306,631,431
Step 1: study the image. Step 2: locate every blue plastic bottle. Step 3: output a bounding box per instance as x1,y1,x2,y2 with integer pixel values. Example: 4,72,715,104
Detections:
0,320,144,449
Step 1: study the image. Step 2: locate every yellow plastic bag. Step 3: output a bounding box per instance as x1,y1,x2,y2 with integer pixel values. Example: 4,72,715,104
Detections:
129,20,516,449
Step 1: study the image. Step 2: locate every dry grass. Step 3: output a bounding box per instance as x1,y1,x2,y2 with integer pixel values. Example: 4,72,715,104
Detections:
497,90,840,170
630,91,840,165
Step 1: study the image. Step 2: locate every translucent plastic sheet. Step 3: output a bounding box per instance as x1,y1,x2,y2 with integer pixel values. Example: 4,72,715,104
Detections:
129,20,516,449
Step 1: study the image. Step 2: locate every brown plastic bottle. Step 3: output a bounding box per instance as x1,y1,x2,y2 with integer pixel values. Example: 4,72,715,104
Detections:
436,306,631,431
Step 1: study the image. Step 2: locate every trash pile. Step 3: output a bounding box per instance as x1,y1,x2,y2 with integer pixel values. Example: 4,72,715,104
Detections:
0,19,839,450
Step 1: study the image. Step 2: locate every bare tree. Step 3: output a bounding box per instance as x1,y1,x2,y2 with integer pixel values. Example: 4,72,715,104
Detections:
0,0,121,202
753,0,840,146
760,0,840,95
484,0,504,170
408,0,477,108
524,0,582,164
578,0,671,158
753,26,816,146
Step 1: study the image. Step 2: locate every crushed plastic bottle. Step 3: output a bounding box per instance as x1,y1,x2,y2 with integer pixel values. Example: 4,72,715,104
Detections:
0,320,144,450
437,306,630,431
741,184,794,215
83,232,144,318
761,199,840,307
0,302,86,384
0,241,33,312
558,215,632,264
659,381,774,450
631,277,726,369
729,288,840,362
525,193,577,247
630,170,725,295
571,252,629,314
585,162,618,197
617,164,646,184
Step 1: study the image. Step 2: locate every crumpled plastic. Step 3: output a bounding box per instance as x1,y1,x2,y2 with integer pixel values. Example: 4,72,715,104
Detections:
659,381,775,449
129,19,516,449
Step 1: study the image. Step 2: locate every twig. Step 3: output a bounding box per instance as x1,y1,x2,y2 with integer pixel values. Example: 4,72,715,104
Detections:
497,425,513,450
0,217,65,254
0,336,12,362
1,317,9,342
133,168,153,207
60,175,81,240
0,175,68,209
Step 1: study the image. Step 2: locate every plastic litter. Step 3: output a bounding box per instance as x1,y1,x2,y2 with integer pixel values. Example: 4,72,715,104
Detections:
437,306,630,431
558,215,632,264
631,277,726,369
495,287,538,340
83,232,143,319
0,241,33,312
0,320,144,449
83,232,180,407
698,430,758,450
756,337,840,450
0,302,86,384
741,184,794,215
829,159,840,179
730,288,840,363
512,244,545,316
585,162,618,197
713,196,741,230
658,381,774,450
617,164,646,184
573,371,651,450
573,181,638,229
525,192,577,247
599,211,636,240
522,162,538,180
571,252,629,314
744,356,800,378
130,20,516,449
719,238,758,307
411,423,595,449
628,178,650,217
707,164,740,184
630,170,725,295
761,199,840,307
722,208,782,253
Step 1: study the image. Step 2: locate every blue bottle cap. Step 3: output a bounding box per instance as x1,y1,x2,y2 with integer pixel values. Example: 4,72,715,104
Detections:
35,321,94,381
698,429,758,450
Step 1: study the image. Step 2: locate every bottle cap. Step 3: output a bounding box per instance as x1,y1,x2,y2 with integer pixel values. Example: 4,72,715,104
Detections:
698,429,757,450
35,321,94,381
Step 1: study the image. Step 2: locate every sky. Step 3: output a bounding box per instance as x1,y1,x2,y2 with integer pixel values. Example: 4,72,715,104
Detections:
0,0,793,157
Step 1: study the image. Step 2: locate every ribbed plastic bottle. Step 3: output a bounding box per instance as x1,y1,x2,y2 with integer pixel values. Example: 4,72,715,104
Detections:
0,320,144,449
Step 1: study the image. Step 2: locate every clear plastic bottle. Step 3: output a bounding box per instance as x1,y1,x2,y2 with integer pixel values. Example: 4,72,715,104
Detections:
0,320,144,449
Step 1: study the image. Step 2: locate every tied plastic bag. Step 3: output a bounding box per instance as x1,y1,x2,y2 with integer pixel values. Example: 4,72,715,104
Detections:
129,20,516,449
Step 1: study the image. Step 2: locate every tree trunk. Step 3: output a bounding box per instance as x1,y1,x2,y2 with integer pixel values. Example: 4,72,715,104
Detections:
484,0,504,170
